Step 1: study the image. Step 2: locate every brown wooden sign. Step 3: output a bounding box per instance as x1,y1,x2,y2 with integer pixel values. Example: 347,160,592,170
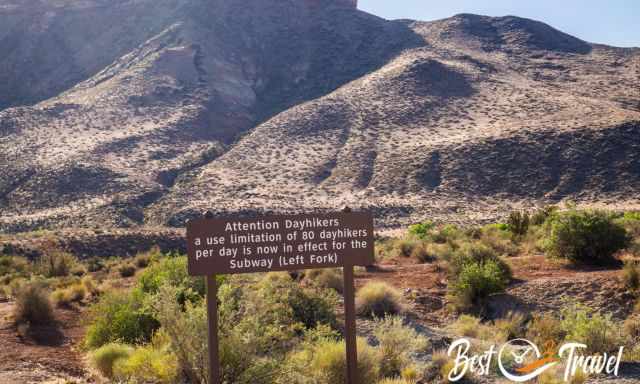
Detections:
186,211,374,384
187,212,374,275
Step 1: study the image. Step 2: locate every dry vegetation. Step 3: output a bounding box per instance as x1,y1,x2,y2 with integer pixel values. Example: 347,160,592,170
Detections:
0,207,639,382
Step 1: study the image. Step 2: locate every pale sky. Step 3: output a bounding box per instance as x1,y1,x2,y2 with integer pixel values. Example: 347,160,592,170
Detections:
359,0,640,47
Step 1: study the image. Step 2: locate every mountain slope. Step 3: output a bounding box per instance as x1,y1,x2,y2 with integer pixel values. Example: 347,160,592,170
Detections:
0,1,639,231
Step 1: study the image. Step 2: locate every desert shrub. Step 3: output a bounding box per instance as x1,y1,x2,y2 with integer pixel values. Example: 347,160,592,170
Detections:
410,243,433,263
408,221,435,239
134,253,151,269
13,281,54,325
149,284,208,383
624,261,640,291
151,283,278,384
400,365,420,383
508,211,530,237
356,282,405,318
624,316,640,342
69,283,87,301
479,227,519,256
81,276,99,295
118,263,136,277
396,239,417,258
234,273,337,352
137,255,205,303
531,205,559,226
450,242,512,280
85,289,158,349
544,210,630,266
52,284,85,307
283,337,380,384
70,264,86,277
51,289,72,308
485,223,509,232
112,344,180,384
423,350,450,382
90,342,133,379
0,255,31,278
449,258,510,312
449,314,482,338
375,239,397,261
37,250,78,277
305,268,344,294
425,242,455,261
85,257,105,272
374,316,429,377
560,304,622,354
617,213,640,239
493,311,527,341
537,365,588,384
431,224,461,244
526,313,564,347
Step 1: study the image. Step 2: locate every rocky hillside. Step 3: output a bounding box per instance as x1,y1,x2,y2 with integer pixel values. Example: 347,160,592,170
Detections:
0,0,639,232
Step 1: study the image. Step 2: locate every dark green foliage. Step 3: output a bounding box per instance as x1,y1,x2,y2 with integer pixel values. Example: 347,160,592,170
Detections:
448,243,512,312
507,211,530,237
408,221,435,238
544,209,630,266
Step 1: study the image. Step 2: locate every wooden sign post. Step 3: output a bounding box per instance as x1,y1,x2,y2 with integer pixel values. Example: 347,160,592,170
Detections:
186,211,374,384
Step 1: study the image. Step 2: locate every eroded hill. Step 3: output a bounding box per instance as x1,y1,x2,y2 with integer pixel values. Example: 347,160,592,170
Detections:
0,0,639,232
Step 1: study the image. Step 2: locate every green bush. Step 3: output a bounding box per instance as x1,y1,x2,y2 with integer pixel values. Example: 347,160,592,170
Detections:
137,256,205,304
373,316,428,378
356,282,405,318
85,290,158,349
151,283,278,384
90,343,133,379
13,281,54,325
431,224,461,244
561,304,622,354
449,260,509,311
544,210,630,265
450,242,512,280
507,211,530,237
235,273,337,353
408,221,435,238
37,250,78,277
531,206,559,225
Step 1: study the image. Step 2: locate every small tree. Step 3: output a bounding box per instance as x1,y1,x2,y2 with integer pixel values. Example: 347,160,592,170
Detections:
545,210,630,266
507,211,530,237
